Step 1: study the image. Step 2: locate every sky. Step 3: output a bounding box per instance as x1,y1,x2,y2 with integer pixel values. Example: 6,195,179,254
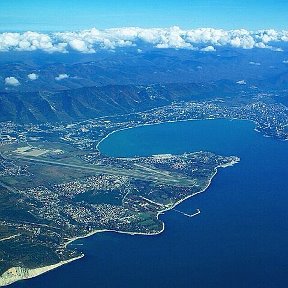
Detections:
0,0,287,32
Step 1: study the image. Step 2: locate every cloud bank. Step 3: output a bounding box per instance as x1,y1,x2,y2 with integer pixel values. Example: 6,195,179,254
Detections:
1,27,288,53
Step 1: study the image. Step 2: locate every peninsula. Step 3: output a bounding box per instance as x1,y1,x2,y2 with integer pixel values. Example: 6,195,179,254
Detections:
0,123,239,286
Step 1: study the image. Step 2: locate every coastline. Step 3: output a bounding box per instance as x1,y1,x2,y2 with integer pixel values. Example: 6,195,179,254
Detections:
0,156,239,287
0,255,84,287
0,234,20,242
64,156,240,245
155,157,240,221
62,155,240,276
0,118,240,287
95,117,256,153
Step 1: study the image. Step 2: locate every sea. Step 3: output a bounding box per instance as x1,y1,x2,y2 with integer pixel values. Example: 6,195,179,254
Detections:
14,119,288,288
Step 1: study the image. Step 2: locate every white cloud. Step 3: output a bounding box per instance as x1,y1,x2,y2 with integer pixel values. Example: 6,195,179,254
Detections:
55,74,69,81
283,60,288,64
236,80,247,85
69,39,94,53
5,77,20,86
201,45,216,52
0,31,66,53
0,27,288,53
249,61,261,66
27,73,39,80
272,47,283,52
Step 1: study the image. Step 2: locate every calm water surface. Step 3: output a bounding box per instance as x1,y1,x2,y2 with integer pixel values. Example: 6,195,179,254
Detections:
15,119,288,288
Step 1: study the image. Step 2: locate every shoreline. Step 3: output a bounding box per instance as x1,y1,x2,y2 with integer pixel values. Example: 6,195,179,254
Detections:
0,158,239,288
0,118,240,287
0,234,20,242
155,158,239,221
65,156,240,244
63,155,240,270
96,116,287,155
0,255,84,287
95,117,256,153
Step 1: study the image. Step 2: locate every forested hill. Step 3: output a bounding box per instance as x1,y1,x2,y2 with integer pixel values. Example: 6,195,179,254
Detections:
0,81,244,124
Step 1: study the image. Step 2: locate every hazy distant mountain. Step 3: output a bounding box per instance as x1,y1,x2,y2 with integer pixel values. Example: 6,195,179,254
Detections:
0,46,287,124
0,47,288,93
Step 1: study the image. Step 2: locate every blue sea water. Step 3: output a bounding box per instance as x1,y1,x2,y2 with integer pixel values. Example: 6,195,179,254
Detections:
14,119,288,288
